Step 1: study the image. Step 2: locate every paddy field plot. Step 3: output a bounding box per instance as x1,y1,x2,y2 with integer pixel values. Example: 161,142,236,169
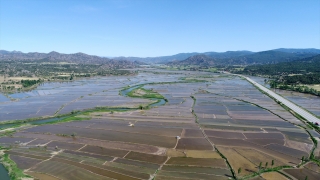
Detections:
1,70,319,180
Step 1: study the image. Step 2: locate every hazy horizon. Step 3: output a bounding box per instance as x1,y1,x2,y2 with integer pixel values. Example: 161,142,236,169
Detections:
2,48,320,59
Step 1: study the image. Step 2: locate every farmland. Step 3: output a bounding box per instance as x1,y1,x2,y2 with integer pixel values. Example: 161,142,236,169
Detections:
0,69,319,180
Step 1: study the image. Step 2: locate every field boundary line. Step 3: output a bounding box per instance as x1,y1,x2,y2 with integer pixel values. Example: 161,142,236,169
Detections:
122,151,131,158
76,144,87,151
52,157,143,180
151,156,170,180
27,149,63,171
24,138,37,145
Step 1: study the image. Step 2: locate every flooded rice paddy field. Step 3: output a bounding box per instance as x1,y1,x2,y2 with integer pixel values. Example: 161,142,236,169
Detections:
0,71,193,121
0,70,319,180
277,89,320,117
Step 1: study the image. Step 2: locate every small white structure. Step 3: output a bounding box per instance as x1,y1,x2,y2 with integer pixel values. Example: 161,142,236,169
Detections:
128,122,134,127
176,136,181,140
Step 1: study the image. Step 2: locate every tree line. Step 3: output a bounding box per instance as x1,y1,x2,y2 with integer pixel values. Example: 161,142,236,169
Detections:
21,79,42,87
270,80,320,96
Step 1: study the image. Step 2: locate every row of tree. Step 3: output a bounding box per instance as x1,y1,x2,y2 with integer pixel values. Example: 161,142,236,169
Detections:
270,80,320,96
283,73,320,84
21,79,42,88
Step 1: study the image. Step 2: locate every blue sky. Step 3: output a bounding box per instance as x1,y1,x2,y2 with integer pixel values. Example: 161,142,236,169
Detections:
0,0,319,57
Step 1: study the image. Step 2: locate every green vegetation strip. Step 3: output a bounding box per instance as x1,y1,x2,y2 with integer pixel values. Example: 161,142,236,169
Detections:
127,87,164,99
0,147,31,180
240,166,292,180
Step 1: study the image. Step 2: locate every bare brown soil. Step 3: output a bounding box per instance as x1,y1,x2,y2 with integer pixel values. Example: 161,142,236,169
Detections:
51,157,141,180
25,125,177,148
157,170,229,180
176,138,212,150
304,162,320,173
234,148,287,167
46,141,85,150
31,160,112,180
15,132,162,154
261,172,288,180
125,151,167,164
166,157,227,168
25,171,60,180
82,160,151,179
283,168,320,180
80,145,129,157
204,130,245,139
183,129,204,137
162,165,231,176
186,150,221,159
165,149,185,157
285,139,313,153
64,150,114,161
243,132,284,139
217,146,256,177
245,138,285,146
7,151,48,160
114,158,160,170
9,155,42,169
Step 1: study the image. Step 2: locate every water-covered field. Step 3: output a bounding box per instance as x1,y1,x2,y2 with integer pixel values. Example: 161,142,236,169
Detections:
277,89,320,117
0,69,319,180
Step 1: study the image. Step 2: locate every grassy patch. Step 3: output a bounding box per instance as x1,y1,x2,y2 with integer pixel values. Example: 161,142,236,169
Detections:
128,87,165,99
82,108,130,115
0,152,31,180
43,116,90,125
0,130,16,138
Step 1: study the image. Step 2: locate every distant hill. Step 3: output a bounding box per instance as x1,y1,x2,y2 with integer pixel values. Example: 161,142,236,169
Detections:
168,50,319,66
168,55,215,66
204,51,254,59
114,52,201,64
2,48,319,66
240,54,320,91
273,48,320,54
224,50,316,64
240,54,320,75
0,50,138,68
114,51,254,64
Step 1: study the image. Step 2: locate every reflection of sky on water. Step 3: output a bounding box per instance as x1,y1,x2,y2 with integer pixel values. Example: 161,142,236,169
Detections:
0,94,9,103
0,72,187,121
2,71,317,122
277,89,320,116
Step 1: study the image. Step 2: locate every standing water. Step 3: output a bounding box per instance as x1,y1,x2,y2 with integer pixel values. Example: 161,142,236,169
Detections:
0,164,9,180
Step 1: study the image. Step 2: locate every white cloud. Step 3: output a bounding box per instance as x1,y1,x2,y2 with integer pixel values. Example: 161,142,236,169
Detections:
70,5,101,12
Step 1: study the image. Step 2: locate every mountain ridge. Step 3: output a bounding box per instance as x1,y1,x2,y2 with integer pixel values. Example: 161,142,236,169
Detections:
167,50,320,66
0,50,138,69
1,48,319,65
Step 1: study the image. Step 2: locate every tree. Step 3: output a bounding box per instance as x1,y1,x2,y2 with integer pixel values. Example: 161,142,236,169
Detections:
238,167,242,174
302,156,305,162
265,162,268,168
258,162,262,173
271,160,274,167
